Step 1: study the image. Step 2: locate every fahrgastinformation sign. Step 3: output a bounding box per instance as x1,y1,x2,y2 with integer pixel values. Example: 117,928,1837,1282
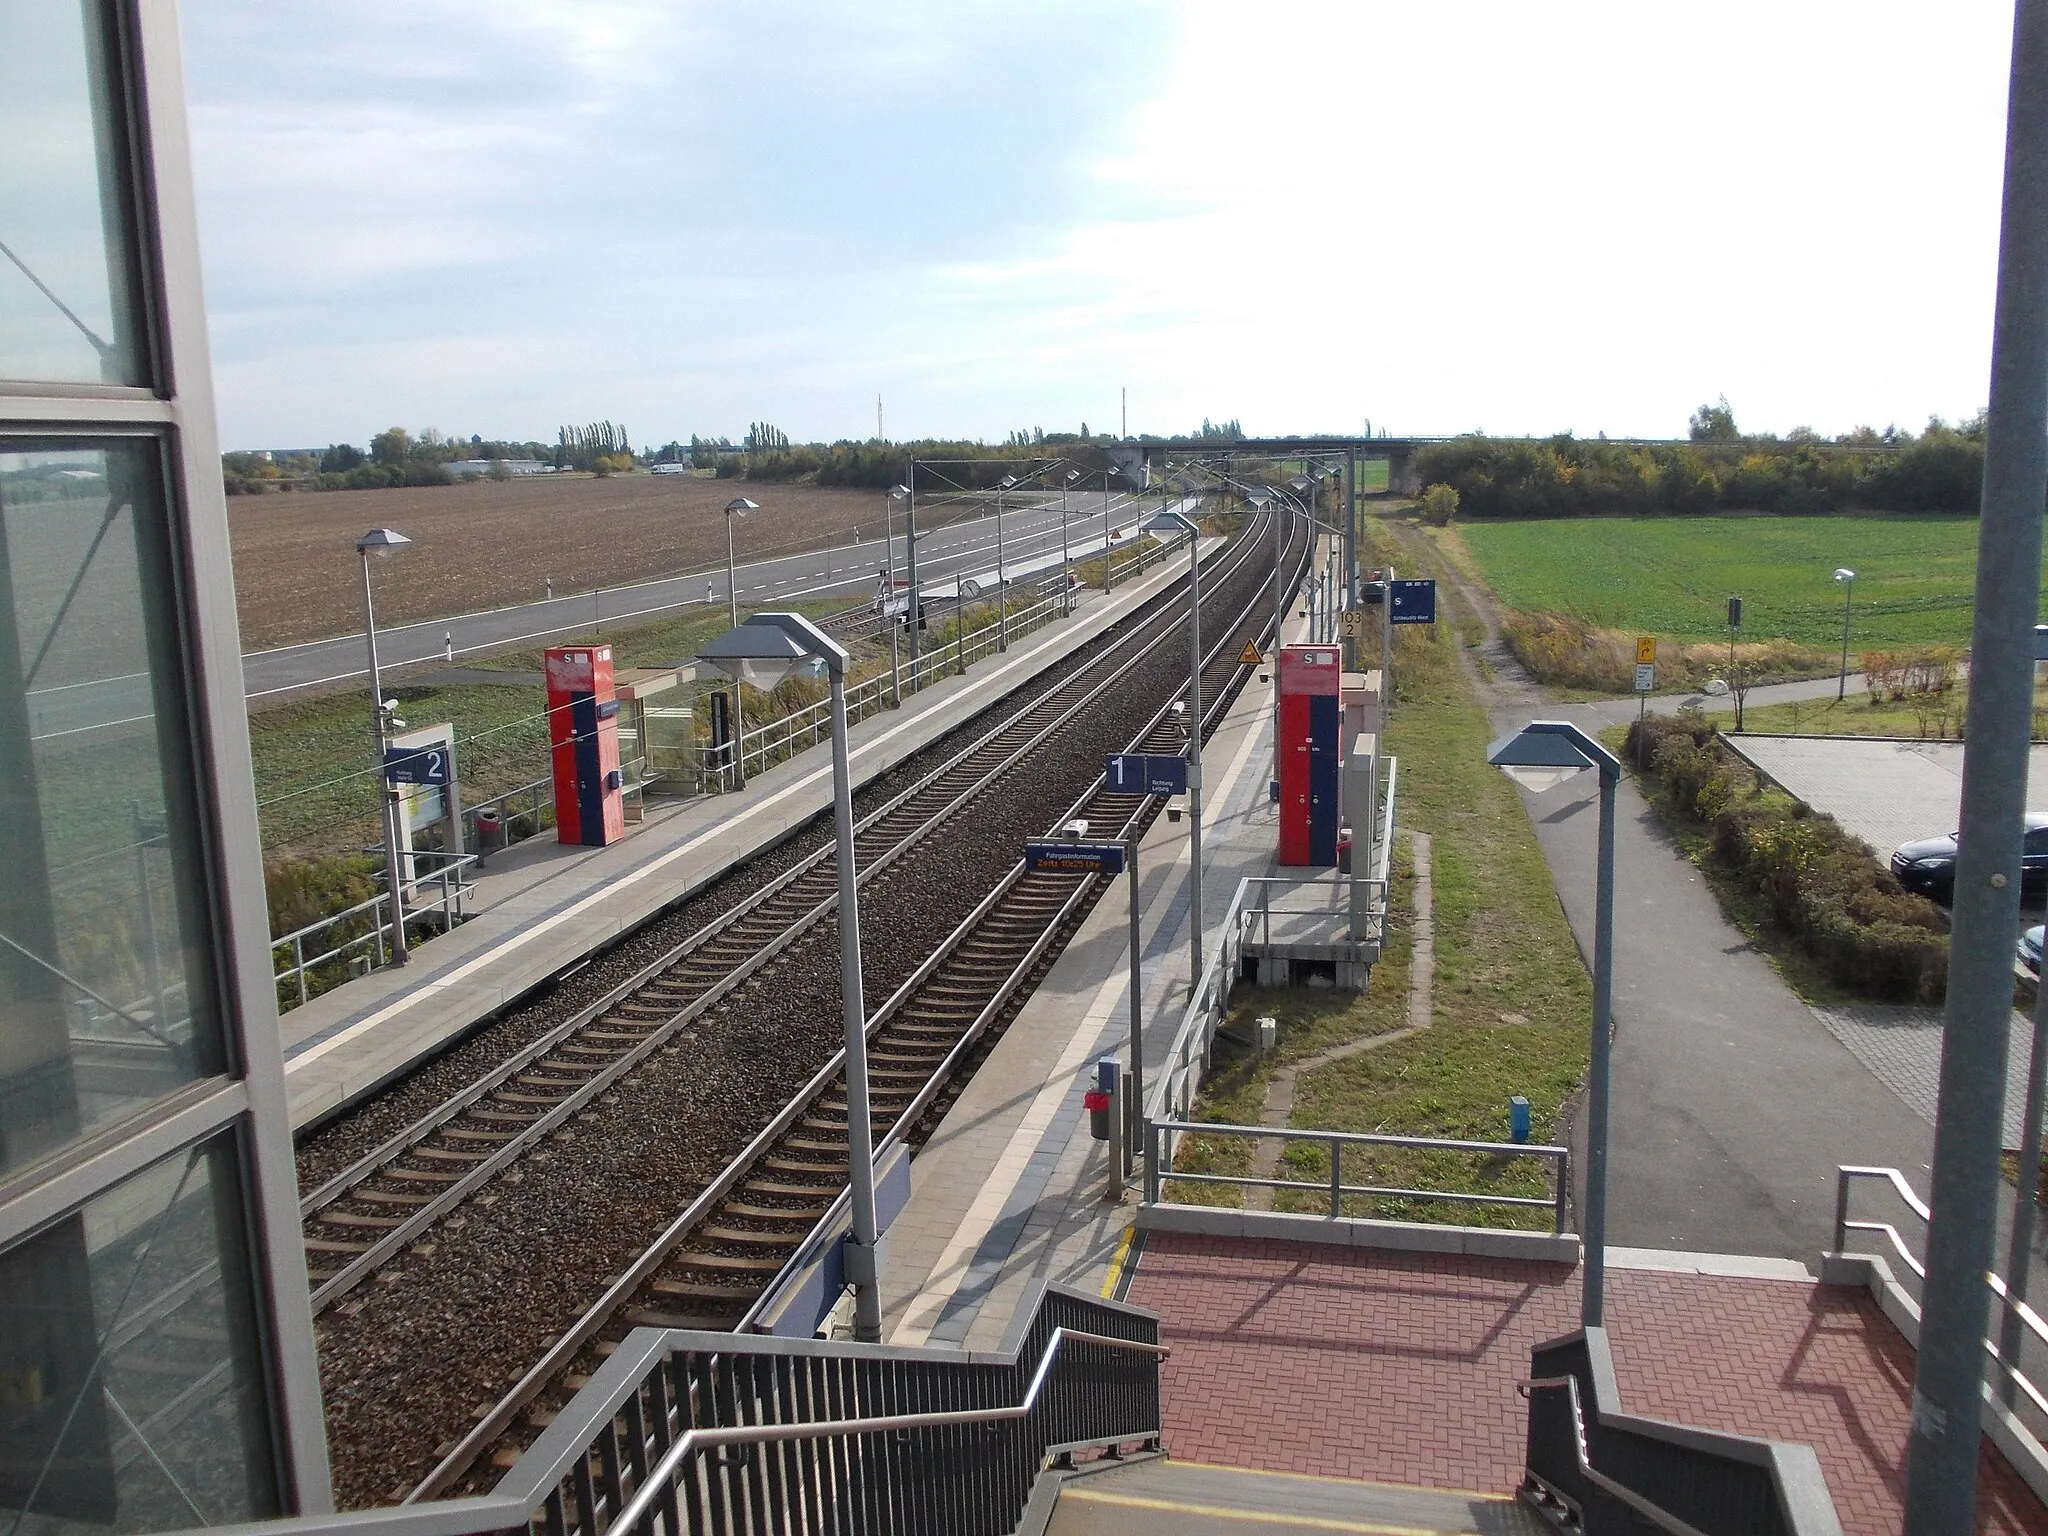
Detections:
1023,840,1127,876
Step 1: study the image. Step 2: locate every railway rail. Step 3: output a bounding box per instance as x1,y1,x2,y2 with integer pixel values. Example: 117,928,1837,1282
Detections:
405,508,1312,1499
297,512,1280,1312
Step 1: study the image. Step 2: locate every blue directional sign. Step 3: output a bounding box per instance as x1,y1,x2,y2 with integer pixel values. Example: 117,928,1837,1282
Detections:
1024,840,1127,876
384,744,452,786
1390,578,1438,626
1105,753,1188,796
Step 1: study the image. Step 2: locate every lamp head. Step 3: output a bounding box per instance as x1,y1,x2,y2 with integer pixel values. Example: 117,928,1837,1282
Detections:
997,474,1019,491
889,483,910,501
1244,486,1273,507
1142,509,1198,541
1065,469,1081,484
1288,475,1311,492
698,611,847,687
724,497,759,517
357,527,411,558
1833,567,1855,583
1486,719,1620,793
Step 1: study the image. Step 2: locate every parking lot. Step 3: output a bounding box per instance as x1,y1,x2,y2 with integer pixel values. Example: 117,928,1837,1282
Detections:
1725,734,2048,868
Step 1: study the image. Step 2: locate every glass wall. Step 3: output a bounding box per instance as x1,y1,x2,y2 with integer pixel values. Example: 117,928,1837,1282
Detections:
1,1136,279,1536
0,0,149,387
0,0,327,1518
0,442,227,1182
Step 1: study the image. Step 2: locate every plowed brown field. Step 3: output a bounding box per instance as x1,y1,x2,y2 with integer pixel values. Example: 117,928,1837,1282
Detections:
228,475,890,648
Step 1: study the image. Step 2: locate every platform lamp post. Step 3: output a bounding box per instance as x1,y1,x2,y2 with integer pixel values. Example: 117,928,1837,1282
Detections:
723,497,758,629
995,474,1017,650
1061,469,1081,615
358,528,413,967
1143,508,1205,988
1832,567,1856,701
1487,721,1620,1327
886,484,910,706
698,612,884,1340
1102,467,1118,594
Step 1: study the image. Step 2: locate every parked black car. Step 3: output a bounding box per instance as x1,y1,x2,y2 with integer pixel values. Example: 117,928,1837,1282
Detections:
1891,813,2048,903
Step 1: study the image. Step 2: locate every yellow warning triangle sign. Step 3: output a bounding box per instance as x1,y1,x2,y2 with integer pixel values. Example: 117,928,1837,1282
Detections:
1239,642,1264,666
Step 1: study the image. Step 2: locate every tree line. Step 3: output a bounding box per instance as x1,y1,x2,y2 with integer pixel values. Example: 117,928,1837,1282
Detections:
1414,401,1987,519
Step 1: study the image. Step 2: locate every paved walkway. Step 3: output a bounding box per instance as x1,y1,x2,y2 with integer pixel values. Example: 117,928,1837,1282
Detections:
1401,521,1940,1261
1126,1231,2048,1534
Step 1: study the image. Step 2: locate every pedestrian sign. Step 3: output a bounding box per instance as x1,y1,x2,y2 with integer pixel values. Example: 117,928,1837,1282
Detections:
1636,636,1657,665
1634,663,1656,692
1239,642,1264,666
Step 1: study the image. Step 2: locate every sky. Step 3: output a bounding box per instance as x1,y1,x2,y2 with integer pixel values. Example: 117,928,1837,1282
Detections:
180,1,2018,452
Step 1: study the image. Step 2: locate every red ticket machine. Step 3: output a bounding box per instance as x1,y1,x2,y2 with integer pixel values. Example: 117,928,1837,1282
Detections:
545,644,625,846
1278,644,1342,866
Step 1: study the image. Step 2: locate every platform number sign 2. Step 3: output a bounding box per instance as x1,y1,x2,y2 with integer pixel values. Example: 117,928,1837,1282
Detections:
385,745,451,785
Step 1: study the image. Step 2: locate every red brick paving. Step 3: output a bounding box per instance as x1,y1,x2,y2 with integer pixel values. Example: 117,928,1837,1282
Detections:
1127,1232,2048,1535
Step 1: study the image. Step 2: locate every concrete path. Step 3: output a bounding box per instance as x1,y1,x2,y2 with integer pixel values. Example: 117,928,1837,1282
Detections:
1397,521,1937,1261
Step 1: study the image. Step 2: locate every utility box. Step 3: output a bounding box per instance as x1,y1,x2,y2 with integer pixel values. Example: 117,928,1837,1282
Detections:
1341,671,1382,756
1278,644,1342,866
545,644,625,846
1346,734,1380,939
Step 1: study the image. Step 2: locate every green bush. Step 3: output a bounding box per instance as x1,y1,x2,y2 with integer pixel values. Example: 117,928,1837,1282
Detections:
1624,713,1947,1001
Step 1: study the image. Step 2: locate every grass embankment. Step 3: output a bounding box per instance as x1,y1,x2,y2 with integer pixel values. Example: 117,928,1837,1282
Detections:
1172,519,1592,1229
1444,513,2048,695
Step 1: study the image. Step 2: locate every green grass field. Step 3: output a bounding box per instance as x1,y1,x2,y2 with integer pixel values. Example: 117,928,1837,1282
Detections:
1458,514,2041,649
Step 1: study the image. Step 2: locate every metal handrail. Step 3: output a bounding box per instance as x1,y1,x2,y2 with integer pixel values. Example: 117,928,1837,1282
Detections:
271,852,478,1010
607,1326,1166,1536
1144,1118,1570,1232
1831,1164,2048,1421
1519,1375,1721,1536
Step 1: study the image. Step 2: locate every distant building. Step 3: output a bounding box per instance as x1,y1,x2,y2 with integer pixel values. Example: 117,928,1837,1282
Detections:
448,458,549,476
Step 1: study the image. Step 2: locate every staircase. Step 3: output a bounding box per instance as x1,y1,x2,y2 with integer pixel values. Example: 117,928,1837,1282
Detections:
1043,1456,1547,1536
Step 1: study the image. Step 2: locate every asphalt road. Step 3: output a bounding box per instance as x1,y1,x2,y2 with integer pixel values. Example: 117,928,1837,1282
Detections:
20,493,1161,744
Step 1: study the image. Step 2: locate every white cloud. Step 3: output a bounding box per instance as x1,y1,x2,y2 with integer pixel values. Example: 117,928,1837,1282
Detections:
184,0,2015,447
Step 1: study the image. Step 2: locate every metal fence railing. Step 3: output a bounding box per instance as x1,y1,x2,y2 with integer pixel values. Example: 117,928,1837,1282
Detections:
1833,1163,2048,1430
700,531,1190,794
462,777,553,859
142,1284,1161,1536
271,850,477,1012
1143,1119,1570,1232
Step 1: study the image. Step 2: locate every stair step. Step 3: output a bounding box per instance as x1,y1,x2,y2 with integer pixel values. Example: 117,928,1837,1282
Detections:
1047,1459,1546,1536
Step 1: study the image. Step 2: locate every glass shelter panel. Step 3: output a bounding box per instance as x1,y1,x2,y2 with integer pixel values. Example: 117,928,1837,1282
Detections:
0,442,226,1182
0,1133,281,1534
0,0,149,387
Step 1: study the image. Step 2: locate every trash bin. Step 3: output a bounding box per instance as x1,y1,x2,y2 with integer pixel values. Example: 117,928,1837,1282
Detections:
475,807,504,858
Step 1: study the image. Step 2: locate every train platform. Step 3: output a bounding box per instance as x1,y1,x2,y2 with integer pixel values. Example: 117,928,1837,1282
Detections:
881,568,1310,1348
1123,1232,2048,1534
278,544,1211,1132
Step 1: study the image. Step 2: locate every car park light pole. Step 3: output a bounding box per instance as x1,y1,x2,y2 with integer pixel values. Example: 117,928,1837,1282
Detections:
1832,566,1856,700
1144,509,1205,986
699,612,884,1341
358,527,413,965
1487,720,1620,1326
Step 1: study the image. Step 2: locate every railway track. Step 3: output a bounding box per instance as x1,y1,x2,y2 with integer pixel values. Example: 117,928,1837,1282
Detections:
297,511,1279,1314
407,507,1314,1498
